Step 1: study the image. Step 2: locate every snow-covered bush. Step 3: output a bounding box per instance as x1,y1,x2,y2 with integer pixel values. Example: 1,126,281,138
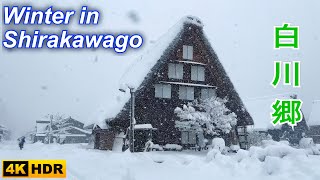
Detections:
299,138,314,148
211,138,225,152
230,144,240,152
163,144,182,151
174,97,237,137
151,144,163,151
248,140,308,161
247,131,272,147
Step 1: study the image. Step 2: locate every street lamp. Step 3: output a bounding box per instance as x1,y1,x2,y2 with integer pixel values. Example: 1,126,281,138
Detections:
119,85,135,152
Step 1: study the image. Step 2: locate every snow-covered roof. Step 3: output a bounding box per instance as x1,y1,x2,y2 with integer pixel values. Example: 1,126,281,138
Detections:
36,121,50,133
119,16,195,89
308,100,320,126
245,93,295,131
69,126,92,134
53,126,91,135
0,124,8,130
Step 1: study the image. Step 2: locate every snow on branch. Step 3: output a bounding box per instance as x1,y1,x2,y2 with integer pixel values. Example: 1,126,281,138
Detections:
174,97,237,136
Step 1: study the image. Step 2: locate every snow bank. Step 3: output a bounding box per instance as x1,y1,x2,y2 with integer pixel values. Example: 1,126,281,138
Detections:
1,140,320,180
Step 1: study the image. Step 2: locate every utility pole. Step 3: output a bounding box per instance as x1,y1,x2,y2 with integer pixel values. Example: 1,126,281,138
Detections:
119,85,136,152
49,115,53,144
129,87,135,152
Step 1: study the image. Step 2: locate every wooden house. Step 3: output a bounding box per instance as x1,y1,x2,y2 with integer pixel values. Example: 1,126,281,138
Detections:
94,16,254,151
32,117,90,144
53,117,91,144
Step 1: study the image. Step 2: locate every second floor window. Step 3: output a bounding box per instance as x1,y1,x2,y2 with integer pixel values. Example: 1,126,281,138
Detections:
191,66,205,81
183,45,193,60
201,88,216,100
168,63,183,79
155,84,171,99
179,86,194,100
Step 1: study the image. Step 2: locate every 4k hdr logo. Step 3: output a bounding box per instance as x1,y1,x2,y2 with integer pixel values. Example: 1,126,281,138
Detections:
2,160,66,178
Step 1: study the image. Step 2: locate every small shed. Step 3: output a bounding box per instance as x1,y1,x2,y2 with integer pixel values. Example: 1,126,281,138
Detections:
92,125,116,150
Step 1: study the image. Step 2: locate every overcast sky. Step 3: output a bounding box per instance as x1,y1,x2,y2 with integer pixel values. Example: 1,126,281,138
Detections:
0,0,319,137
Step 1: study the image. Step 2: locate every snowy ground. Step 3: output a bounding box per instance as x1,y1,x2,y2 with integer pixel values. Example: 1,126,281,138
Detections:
1,141,320,180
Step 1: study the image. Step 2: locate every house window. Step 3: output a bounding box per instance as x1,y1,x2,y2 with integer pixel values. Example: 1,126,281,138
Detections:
168,63,183,79
155,84,171,98
179,86,194,100
183,45,193,60
191,66,205,81
181,131,196,145
201,88,216,100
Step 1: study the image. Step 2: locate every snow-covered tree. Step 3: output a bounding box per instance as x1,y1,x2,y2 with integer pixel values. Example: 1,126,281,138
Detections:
174,97,237,137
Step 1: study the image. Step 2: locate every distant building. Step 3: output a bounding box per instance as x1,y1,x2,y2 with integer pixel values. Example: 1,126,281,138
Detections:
32,117,90,144
0,124,10,141
32,120,50,143
307,100,320,144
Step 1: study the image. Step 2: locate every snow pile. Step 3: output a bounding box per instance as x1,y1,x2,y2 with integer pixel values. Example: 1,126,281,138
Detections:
210,138,225,152
299,138,314,148
230,144,240,151
299,138,320,155
163,144,182,151
235,149,249,162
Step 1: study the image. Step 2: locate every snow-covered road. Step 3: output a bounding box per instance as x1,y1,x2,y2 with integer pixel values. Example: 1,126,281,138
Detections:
1,141,320,180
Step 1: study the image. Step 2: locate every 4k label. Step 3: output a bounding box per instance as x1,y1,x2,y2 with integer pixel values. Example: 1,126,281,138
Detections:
2,161,28,177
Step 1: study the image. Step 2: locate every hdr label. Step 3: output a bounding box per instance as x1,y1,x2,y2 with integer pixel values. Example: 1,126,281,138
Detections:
2,160,66,178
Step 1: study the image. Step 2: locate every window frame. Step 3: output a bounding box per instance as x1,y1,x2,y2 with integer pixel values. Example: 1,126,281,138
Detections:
179,86,194,100
201,88,216,100
191,65,205,81
183,45,193,60
168,63,183,79
154,84,171,99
